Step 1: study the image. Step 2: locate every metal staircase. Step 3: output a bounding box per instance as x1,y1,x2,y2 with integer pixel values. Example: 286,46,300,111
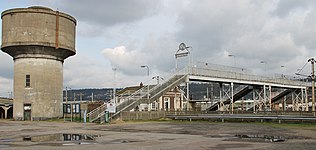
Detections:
247,89,292,111
112,74,187,119
87,103,107,122
206,85,253,111
87,85,148,123
87,74,187,122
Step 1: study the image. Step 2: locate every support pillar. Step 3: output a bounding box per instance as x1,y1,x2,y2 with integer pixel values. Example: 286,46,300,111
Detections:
186,82,189,111
219,83,223,111
231,82,234,113
305,87,309,111
263,85,266,110
253,89,256,113
269,85,272,111
283,96,286,111
0,106,11,119
291,92,295,111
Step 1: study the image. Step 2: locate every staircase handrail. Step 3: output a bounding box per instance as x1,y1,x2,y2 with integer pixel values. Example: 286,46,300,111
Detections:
87,102,107,117
112,74,187,118
147,67,187,94
188,66,309,87
116,85,148,107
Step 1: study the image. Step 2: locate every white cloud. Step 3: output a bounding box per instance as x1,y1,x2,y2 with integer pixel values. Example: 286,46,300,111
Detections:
101,46,147,76
2,0,316,91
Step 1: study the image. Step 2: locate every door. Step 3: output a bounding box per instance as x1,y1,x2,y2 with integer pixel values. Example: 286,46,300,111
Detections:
24,104,31,120
164,97,170,111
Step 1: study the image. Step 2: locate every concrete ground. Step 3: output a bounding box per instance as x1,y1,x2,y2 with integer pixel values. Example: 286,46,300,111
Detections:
0,119,316,150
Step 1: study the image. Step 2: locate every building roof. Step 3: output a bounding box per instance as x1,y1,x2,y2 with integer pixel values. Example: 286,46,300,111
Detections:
116,85,143,95
0,97,13,105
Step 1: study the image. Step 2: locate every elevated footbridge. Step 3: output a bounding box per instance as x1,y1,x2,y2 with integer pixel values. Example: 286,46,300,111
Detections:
88,65,310,122
187,66,309,112
188,67,308,89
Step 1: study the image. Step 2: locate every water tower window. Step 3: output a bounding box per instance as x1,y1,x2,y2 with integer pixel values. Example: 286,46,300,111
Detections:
26,75,31,87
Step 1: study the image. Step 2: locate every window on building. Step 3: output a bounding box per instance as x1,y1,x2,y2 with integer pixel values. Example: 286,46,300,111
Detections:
66,104,71,114
71,104,80,114
25,75,31,87
76,104,80,113
152,101,156,110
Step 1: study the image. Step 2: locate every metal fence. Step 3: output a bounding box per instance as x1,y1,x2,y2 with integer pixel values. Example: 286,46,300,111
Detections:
120,111,166,121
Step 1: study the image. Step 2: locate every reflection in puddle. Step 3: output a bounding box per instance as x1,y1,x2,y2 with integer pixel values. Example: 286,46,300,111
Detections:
22,133,95,142
0,145,9,148
235,134,285,142
0,139,14,142
110,139,143,144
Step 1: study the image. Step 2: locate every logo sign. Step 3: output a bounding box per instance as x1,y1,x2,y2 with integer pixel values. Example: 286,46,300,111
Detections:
175,43,190,58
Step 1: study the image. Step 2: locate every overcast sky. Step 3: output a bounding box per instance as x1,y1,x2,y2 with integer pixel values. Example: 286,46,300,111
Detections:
1,0,315,97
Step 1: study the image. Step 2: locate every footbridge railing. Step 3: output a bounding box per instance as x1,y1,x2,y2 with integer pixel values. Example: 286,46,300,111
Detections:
188,67,309,88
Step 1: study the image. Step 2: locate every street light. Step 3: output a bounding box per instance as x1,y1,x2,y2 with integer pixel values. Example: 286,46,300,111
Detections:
228,54,236,67
65,87,71,102
140,65,149,77
152,75,164,84
64,86,71,122
260,61,267,73
141,65,150,103
281,65,286,78
112,68,117,104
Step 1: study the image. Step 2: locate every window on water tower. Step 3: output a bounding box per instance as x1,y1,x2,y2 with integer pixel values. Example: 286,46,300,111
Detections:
25,75,31,87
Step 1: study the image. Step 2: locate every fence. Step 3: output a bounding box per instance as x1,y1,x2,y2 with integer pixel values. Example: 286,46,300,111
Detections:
120,111,166,121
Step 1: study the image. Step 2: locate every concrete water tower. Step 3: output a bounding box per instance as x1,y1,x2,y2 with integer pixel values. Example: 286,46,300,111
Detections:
1,6,76,120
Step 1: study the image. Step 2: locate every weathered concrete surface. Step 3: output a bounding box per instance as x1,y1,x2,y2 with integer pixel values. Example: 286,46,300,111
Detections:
1,6,76,56
1,6,76,120
13,58,63,120
1,120,316,150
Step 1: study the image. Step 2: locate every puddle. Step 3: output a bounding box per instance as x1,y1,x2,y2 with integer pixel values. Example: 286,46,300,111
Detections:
0,145,9,148
159,138,176,141
235,134,285,142
22,133,96,142
110,139,143,144
0,139,14,142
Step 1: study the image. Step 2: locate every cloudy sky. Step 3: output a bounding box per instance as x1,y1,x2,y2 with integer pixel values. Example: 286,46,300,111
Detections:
0,0,315,97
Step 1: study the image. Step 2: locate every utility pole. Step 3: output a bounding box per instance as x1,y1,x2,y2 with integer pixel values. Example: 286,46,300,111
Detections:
78,93,84,102
112,68,117,104
64,87,71,122
141,65,150,105
74,92,76,101
308,58,315,115
91,92,94,102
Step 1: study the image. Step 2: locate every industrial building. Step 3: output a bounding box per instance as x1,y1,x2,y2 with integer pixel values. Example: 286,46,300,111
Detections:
0,97,13,119
1,6,76,120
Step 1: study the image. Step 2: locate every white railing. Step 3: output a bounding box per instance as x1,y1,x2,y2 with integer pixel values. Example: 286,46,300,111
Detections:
189,67,309,87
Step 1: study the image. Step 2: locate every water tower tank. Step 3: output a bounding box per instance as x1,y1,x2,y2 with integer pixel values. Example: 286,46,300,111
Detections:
1,6,76,120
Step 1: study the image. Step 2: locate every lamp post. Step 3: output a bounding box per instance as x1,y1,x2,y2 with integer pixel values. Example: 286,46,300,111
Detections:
152,75,164,84
64,87,71,122
281,65,286,78
141,65,150,102
112,68,117,104
260,61,267,73
228,54,236,67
